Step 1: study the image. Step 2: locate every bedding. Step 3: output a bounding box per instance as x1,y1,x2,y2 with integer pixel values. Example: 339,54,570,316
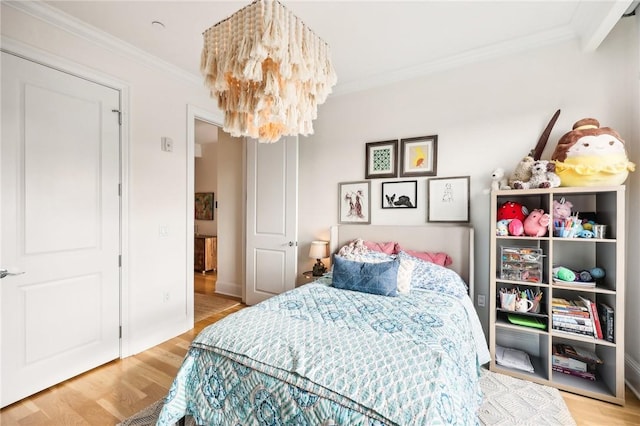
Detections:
158,262,490,425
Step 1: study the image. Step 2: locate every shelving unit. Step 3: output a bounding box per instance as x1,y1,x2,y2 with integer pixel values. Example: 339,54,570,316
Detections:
489,186,625,405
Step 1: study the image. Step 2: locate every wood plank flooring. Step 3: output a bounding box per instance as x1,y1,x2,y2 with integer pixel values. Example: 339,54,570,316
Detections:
1,273,639,425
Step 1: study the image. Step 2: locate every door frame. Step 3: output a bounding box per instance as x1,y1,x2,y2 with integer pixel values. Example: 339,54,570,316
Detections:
186,105,224,315
0,36,132,356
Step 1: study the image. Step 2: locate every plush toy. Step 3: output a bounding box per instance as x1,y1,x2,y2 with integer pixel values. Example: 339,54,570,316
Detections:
551,118,636,186
523,209,550,237
490,168,510,191
552,198,573,221
497,201,529,222
508,156,535,188
512,160,561,189
496,219,511,236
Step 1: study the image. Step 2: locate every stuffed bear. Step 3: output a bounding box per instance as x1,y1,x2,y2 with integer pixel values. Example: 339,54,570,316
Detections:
523,209,550,237
490,168,510,191
551,118,636,186
508,156,534,188
512,160,560,189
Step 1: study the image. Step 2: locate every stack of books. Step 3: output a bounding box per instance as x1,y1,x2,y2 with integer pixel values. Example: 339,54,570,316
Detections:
551,297,595,337
552,343,603,381
597,302,615,342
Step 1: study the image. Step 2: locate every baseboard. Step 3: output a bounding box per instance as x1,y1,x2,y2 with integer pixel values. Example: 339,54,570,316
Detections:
626,353,640,399
215,280,242,298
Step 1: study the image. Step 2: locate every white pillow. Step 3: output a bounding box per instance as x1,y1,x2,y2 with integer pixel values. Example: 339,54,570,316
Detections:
495,345,534,373
396,256,415,294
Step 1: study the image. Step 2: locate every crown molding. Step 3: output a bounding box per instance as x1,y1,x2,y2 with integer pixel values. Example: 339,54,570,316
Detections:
332,26,577,97
4,0,202,87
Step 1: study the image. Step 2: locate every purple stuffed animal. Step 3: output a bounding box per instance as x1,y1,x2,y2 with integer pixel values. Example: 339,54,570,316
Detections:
523,209,550,237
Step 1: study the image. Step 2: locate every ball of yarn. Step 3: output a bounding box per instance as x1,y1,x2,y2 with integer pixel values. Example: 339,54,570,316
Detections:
578,270,593,282
554,267,575,282
590,267,606,280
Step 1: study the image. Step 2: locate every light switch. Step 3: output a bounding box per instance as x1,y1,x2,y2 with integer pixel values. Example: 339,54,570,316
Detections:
161,137,173,152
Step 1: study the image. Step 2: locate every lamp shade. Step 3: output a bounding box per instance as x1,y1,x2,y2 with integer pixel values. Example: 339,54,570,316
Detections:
308,240,329,260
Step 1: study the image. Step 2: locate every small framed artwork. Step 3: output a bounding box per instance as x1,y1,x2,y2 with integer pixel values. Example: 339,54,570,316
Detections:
400,135,438,177
365,140,398,179
381,180,417,209
195,192,214,220
427,176,470,223
338,181,371,224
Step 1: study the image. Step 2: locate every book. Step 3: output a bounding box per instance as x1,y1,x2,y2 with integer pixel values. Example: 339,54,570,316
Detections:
552,365,596,381
551,298,589,311
551,314,593,326
553,343,603,365
579,296,603,340
552,354,590,372
597,302,614,343
552,325,594,336
552,320,593,333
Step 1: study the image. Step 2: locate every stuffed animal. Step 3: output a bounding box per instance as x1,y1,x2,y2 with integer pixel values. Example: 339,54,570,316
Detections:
490,168,510,191
496,219,511,236
552,198,573,221
523,209,550,237
508,156,535,188
497,201,529,222
551,118,636,186
512,160,560,189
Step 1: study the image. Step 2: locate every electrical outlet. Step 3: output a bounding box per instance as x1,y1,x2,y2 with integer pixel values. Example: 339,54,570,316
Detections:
161,137,173,152
163,292,170,302
477,294,486,307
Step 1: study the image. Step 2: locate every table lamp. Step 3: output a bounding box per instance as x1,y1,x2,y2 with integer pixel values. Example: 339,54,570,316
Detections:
309,240,329,276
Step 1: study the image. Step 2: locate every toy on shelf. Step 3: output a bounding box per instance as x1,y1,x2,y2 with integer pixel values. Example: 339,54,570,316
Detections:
552,198,573,221
552,266,605,288
512,160,561,189
523,209,550,237
490,168,510,191
551,118,636,186
508,156,535,188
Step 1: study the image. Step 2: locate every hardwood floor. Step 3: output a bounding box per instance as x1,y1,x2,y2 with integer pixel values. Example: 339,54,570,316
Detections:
1,274,639,425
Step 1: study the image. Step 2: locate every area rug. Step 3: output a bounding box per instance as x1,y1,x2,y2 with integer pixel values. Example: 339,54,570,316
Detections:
118,369,575,425
194,293,241,323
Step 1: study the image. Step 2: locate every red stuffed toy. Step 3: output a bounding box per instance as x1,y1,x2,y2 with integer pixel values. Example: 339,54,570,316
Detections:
497,201,529,222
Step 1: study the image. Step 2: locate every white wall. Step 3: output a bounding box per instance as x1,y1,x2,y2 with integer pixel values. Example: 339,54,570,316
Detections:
0,4,221,355
195,141,219,236
299,17,639,383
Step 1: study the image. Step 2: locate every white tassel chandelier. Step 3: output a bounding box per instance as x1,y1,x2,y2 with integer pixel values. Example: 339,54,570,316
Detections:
201,0,337,143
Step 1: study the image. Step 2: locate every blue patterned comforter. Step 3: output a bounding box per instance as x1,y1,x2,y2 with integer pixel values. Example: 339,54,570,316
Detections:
158,268,489,425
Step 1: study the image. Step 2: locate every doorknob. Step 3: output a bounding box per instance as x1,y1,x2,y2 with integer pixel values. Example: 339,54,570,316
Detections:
286,241,297,247
0,269,25,279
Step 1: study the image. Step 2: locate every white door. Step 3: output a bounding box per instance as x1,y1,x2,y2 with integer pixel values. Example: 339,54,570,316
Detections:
1,52,121,407
245,137,298,305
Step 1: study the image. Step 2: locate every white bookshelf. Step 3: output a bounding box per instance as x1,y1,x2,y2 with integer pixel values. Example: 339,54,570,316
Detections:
489,186,625,405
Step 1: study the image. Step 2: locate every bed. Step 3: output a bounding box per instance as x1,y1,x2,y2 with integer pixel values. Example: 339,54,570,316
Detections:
158,225,490,425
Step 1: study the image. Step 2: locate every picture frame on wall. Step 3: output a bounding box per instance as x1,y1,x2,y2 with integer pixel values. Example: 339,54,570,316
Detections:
338,181,371,224
195,192,214,220
399,135,438,177
381,180,417,209
427,176,470,223
365,140,398,179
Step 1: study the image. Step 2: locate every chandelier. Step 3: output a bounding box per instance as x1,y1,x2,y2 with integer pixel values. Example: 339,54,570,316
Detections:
201,0,337,143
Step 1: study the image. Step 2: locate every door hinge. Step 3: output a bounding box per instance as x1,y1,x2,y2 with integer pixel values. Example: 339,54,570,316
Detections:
118,183,121,196
112,109,122,125
118,255,122,267
119,326,122,338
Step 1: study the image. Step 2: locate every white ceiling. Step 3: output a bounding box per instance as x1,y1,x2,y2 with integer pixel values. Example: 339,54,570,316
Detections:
36,0,634,97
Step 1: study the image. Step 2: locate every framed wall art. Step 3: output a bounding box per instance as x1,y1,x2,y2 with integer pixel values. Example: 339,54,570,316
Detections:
338,181,371,224
365,139,398,179
427,176,470,223
195,192,214,220
400,135,438,177
381,180,417,209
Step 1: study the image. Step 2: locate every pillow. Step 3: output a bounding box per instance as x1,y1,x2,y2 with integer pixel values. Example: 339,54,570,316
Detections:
337,238,369,257
400,246,452,267
332,255,400,297
396,256,415,294
363,241,401,255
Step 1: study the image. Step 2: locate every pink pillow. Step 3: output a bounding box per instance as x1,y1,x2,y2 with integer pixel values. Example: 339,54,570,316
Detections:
363,241,400,255
403,249,452,267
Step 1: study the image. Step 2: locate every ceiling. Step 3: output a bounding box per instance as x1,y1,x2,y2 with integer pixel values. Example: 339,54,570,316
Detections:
34,1,634,97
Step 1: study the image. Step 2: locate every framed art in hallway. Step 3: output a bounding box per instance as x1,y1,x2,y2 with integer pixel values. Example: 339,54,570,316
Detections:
365,139,398,179
195,192,214,220
427,176,470,223
400,135,438,177
381,180,417,208
338,181,371,224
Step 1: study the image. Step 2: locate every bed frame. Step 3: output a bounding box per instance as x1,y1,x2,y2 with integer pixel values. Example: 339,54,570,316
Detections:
329,225,475,298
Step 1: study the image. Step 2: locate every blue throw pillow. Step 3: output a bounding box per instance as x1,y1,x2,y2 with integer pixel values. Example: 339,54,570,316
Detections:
332,255,400,297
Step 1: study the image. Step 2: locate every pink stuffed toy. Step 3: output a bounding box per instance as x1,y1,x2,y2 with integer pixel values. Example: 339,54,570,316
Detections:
552,198,573,221
523,209,550,237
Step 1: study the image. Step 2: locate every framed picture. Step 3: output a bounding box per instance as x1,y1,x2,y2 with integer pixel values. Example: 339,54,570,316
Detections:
381,180,417,209
365,140,398,179
427,176,470,223
195,192,214,220
338,181,371,224
400,135,438,177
